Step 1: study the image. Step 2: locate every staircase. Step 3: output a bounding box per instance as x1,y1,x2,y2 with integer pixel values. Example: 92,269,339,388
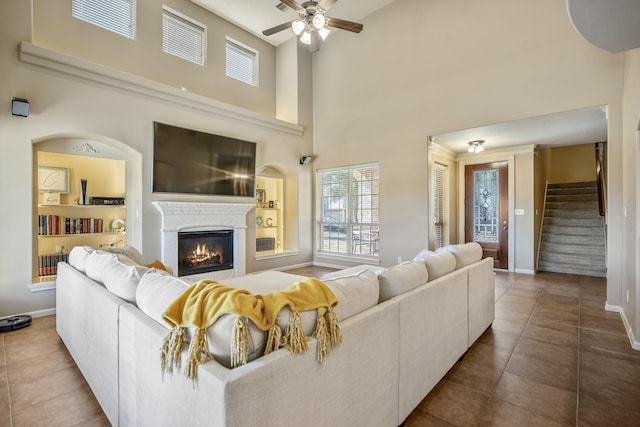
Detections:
538,181,606,277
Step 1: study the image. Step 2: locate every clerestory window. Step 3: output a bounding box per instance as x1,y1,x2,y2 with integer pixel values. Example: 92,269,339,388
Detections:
72,0,136,39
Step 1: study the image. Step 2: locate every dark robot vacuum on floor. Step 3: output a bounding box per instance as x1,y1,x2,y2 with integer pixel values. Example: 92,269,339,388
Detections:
0,315,32,332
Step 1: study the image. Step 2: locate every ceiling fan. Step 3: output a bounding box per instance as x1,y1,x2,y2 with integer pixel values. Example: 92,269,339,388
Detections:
263,0,364,53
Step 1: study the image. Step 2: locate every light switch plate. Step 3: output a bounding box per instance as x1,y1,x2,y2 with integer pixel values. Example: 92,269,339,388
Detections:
515,209,525,216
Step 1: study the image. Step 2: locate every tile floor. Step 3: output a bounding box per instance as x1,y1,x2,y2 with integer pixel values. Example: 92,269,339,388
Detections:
1,270,639,426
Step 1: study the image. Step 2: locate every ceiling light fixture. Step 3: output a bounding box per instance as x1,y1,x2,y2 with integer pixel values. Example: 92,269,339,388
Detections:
468,140,485,153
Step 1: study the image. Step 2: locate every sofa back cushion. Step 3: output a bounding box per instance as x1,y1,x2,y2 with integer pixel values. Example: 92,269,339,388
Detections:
68,245,94,272
377,261,428,302
107,245,147,266
437,242,483,269
414,251,456,281
102,255,149,303
322,269,380,320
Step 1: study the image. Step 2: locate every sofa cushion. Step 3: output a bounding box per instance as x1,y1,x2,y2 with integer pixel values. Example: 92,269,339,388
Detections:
68,245,94,272
137,270,269,369
101,255,149,303
321,264,385,280
108,245,146,266
437,242,483,269
322,269,380,321
414,251,456,281
84,250,118,284
377,261,428,302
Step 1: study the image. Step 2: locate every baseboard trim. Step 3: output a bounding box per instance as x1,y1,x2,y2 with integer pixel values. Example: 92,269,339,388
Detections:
514,268,535,275
19,308,57,318
619,309,640,351
605,303,621,313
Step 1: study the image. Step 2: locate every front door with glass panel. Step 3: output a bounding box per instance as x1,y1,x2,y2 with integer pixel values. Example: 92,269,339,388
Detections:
464,162,508,269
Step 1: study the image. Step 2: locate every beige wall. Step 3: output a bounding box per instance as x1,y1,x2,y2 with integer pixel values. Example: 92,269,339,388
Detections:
32,0,277,116
548,144,597,183
622,48,640,345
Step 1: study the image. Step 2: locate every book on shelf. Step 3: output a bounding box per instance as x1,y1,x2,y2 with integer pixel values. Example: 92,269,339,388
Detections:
37,253,69,277
38,215,105,235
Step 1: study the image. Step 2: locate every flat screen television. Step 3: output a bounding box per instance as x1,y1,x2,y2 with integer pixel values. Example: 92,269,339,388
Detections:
152,122,256,197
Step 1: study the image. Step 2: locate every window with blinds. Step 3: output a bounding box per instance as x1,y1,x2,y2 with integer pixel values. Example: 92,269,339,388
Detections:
318,163,379,257
162,7,206,66
433,163,448,249
72,0,136,39
226,38,258,86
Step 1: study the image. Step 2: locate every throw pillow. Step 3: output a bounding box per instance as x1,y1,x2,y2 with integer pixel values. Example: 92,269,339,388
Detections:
108,245,146,266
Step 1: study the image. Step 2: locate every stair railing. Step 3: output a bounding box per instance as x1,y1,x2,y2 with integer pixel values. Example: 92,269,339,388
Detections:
595,142,606,217
535,180,550,272
595,142,607,267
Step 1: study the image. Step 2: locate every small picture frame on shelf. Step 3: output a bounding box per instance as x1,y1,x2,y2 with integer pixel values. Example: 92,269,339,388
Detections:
256,189,266,206
38,166,69,193
43,192,60,205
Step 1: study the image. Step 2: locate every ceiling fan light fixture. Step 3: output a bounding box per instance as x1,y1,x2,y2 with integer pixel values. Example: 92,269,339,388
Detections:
300,30,312,45
318,26,331,40
312,13,326,29
292,19,305,35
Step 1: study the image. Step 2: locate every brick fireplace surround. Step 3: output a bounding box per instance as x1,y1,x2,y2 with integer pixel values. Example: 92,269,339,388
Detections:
152,201,254,281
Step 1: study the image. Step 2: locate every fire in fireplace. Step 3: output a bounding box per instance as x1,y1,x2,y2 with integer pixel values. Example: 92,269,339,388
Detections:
177,230,234,277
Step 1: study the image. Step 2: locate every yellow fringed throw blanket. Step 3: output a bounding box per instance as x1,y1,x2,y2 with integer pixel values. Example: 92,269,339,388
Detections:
160,278,342,381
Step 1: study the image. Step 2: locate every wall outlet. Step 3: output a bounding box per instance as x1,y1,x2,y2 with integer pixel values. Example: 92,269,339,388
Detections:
397,256,402,263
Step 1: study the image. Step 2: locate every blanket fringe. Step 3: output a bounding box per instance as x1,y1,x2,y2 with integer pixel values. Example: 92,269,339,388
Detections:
160,326,184,379
231,316,249,368
283,310,307,354
264,323,282,355
185,328,211,381
326,307,342,348
314,307,329,364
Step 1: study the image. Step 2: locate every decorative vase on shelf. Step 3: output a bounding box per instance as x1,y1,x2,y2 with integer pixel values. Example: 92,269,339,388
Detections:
80,179,89,205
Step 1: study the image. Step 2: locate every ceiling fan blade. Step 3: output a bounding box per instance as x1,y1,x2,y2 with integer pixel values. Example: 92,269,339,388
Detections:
310,30,320,53
318,0,338,10
263,21,294,36
325,17,363,33
279,0,305,13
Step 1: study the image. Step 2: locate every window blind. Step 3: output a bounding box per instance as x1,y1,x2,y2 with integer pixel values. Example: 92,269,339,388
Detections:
162,8,206,66
433,163,447,249
72,0,135,39
226,39,257,86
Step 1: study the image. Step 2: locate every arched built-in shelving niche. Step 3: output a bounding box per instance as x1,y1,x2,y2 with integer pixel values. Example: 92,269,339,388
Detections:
32,133,142,285
254,164,299,259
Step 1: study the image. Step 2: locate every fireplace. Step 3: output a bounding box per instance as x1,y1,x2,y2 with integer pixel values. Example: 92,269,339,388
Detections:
153,201,254,280
178,230,233,277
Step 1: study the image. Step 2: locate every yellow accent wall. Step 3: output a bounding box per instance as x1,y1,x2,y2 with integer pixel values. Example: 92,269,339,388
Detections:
548,144,597,183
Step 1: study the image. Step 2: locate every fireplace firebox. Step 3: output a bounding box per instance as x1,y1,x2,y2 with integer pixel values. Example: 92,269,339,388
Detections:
177,230,233,277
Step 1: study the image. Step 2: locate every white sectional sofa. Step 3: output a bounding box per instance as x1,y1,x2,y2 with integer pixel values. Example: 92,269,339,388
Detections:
55,242,494,426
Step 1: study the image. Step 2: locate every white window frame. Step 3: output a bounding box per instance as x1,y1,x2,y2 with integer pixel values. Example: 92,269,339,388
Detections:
316,163,379,260
72,0,136,40
225,37,259,86
162,6,206,66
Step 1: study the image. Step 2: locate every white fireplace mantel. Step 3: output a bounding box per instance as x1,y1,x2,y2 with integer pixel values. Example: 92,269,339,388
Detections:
153,201,254,279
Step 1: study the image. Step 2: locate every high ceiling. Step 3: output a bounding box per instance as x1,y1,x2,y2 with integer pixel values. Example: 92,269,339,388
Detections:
191,0,398,46
192,1,609,154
